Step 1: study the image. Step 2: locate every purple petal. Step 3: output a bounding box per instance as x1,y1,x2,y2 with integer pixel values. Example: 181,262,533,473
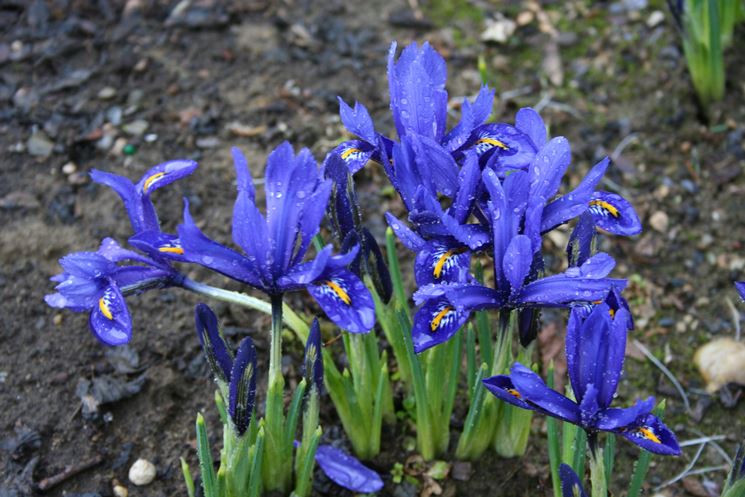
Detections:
559,464,589,497
579,383,600,426
385,213,425,252
518,275,619,307
450,151,480,224
615,413,681,456
412,297,470,353
528,136,572,203
279,245,334,288
737,281,745,300
414,242,471,286
466,123,537,171
588,191,642,236
596,397,655,431
229,337,257,436
315,444,384,493
88,284,132,345
503,235,533,295
541,157,610,233
578,253,616,278
515,107,547,149
127,231,187,262
338,98,377,144
134,159,198,197
232,187,271,283
112,266,170,288
99,237,156,265
439,213,491,250
293,179,332,266
442,85,495,151
567,212,595,267
510,363,581,424
90,169,153,232
178,200,263,288
307,269,375,333
232,147,255,202
410,134,459,197
483,375,536,411
194,303,234,384
59,251,116,279
328,139,376,175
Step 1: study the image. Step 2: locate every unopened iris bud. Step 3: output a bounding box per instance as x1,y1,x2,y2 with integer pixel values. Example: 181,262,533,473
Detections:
302,319,324,394
194,304,233,384
228,337,257,436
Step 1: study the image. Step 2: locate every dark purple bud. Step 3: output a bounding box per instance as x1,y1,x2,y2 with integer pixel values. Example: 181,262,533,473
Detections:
194,304,233,384
315,444,383,493
228,337,257,436
302,318,324,393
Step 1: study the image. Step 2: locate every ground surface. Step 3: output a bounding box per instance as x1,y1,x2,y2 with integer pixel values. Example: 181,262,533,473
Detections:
1,1,744,496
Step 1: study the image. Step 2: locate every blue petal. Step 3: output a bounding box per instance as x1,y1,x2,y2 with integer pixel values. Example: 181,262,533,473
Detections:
410,134,459,197
89,284,132,345
99,237,157,265
414,242,471,286
59,251,116,279
596,397,655,431
541,157,610,233
439,213,491,250
483,375,536,411
737,282,745,300
90,169,152,233
178,200,263,288
385,212,425,252
578,253,616,278
579,383,600,426
194,303,233,383
328,139,376,175
232,185,272,284
503,235,533,296
588,191,642,236
388,41,448,141
134,159,198,197
567,212,595,267
338,97,377,144
412,297,469,353
615,413,681,456
128,231,188,262
302,318,324,392
467,123,537,172
314,444,384,493
264,143,320,273
112,266,170,288
559,464,589,497
450,151,480,224
442,85,495,152
413,282,502,311
293,179,332,266
307,269,375,333
229,337,257,436
510,363,581,424
515,107,547,149
518,275,620,307
232,147,255,202
323,151,357,238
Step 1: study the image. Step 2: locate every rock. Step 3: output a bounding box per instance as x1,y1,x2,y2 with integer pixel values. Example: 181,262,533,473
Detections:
451,461,472,481
123,120,148,137
113,484,128,497
27,131,54,157
128,459,156,486
694,338,745,393
98,87,117,100
647,10,665,28
516,11,534,26
481,15,516,44
62,162,77,175
0,191,40,210
649,210,669,232
227,122,267,138
196,137,220,149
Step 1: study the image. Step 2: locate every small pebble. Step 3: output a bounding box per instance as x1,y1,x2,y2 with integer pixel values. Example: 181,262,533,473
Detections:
128,458,156,486
123,119,148,137
112,137,127,156
98,87,117,100
646,10,665,28
649,210,669,232
144,133,158,143
516,10,534,26
27,131,54,157
62,162,77,175
113,484,128,497
53,313,63,326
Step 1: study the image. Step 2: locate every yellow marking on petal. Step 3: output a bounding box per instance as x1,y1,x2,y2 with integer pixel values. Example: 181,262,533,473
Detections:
341,148,362,160
639,427,661,444
158,246,185,254
476,137,509,150
430,306,453,332
609,308,616,319
589,200,620,218
325,280,351,305
433,248,466,279
507,388,522,399
142,172,166,193
99,297,113,320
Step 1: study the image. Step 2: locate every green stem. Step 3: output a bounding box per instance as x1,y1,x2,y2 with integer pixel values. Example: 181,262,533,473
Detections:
386,227,411,323
588,433,607,497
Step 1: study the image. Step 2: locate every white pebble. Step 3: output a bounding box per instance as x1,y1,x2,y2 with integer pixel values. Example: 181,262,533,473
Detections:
128,458,156,486
113,484,129,497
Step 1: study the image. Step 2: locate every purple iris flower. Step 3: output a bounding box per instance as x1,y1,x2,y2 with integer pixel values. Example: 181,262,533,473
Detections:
178,144,375,333
45,238,176,345
483,303,681,456
194,304,257,436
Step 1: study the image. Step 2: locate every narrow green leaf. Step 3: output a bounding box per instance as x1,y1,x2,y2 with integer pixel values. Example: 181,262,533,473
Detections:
285,379,307,449
386,227,411,323
546,365,562,497
604,433,616,485
455,363,488,460
248,427,265,497
181,457,196,497
196,413,216,497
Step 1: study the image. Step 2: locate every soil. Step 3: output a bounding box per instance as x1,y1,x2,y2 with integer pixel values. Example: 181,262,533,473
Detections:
1,1,744,497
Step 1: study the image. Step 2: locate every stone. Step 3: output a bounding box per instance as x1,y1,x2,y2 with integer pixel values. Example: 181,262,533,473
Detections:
27,131,54,157
481,16,516,44
113,484,128,497
647,10,665,28
123,120,148,136
98,87,117,100
128,458,156,486
649,210,669,233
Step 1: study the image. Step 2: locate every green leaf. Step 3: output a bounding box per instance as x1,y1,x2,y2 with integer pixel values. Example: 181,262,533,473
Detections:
181,457,196,497
196,413,216,497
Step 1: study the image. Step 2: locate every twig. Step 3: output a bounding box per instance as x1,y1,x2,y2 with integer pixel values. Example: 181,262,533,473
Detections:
688,429,734,465
633,339,692,414
36,454,104,492
611,132,639,161
655,442,706,490
684,465,731,476
680,435,728,448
